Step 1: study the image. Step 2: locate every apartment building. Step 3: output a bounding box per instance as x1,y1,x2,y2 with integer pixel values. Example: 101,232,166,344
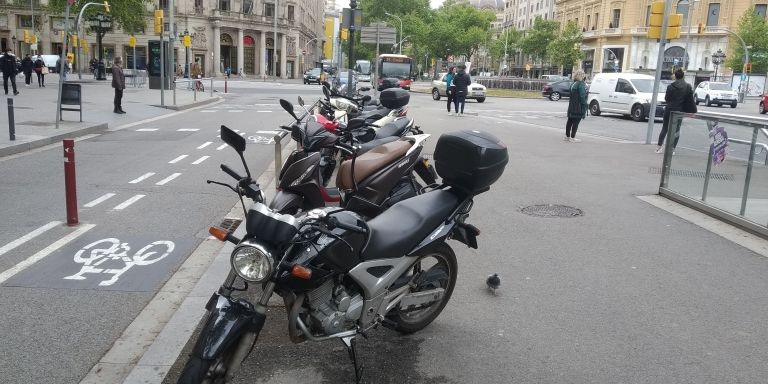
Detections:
0,0,325,78
503,0,556,29
556,0,767,79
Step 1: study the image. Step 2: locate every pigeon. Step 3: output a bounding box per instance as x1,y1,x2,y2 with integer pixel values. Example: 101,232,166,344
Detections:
486,273,501,295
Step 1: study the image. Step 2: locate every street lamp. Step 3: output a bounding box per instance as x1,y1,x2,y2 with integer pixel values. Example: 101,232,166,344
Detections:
11,36,16,52
393,35,410,54
385,12,403,54
711,49,725,81
605,48,620,72
302,37,321,72
88,12,112,80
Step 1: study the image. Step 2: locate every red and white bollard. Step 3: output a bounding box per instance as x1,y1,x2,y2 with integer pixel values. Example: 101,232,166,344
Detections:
63,139,78,226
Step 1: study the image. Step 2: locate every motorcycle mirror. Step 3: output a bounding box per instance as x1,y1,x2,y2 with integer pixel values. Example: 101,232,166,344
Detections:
362,95,372,103
279,99,300,121
321,80,332,89
220,125,251,178
297,96,305,106
322,85,331,100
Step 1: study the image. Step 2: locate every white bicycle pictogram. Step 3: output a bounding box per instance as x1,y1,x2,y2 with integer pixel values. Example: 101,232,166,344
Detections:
63,238,175,286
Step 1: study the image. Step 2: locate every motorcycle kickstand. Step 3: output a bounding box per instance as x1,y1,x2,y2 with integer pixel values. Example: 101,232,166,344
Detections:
341,336,364,384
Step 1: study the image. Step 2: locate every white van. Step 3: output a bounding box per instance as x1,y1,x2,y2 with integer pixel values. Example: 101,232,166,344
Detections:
33,54,60,73
587,72,668,121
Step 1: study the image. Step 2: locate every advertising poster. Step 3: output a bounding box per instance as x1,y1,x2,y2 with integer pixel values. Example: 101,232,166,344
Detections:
709,122,728,166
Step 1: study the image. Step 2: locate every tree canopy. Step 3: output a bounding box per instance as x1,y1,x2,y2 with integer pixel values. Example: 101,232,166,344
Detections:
47,0,151,34
726,9,768,73
518,17,559,62
547,21,584,71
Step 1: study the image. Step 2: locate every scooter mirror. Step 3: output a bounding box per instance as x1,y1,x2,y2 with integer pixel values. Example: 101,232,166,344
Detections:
279,99,300,121
220,125,246,154
322,85,331,100
297,96,305,106
321,80,332,90
362,95,372,103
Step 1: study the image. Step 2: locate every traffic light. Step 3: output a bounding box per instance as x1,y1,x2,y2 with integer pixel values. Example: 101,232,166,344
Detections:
341,28,348,41
23,30,30,43
103,1,110,13
745,63,752,73
154,10,164,35
647,1,664,39
667,13,682,39
71,34,78,48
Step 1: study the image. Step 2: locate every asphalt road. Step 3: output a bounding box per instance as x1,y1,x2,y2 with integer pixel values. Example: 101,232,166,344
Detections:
158,86,768,384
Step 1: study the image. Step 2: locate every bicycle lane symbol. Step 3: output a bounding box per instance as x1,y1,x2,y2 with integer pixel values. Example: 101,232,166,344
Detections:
63,238,175,287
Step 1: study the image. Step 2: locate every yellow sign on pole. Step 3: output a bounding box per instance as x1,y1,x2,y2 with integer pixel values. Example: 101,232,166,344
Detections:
129,35,136,48
183,35,191,48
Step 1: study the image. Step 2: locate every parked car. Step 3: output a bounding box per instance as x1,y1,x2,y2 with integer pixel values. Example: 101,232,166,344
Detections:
587,72,668,122
542,80,573,101
303,67,322,85
431,72,487,103
695,81,738,108
760,93,768,114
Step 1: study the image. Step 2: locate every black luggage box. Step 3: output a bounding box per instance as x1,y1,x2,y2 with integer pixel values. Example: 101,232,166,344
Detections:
434,130,508,194
379,88,409,109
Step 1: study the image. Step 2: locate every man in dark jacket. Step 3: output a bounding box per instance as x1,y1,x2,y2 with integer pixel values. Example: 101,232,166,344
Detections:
1,49,19,95
452,65,471,116
21,54,34,87
657,69,694,153
112,56,126,114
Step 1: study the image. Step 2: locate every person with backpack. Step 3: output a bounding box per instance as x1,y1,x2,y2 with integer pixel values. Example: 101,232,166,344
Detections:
451,64,471,116
33,55,46,87
445,67,455,115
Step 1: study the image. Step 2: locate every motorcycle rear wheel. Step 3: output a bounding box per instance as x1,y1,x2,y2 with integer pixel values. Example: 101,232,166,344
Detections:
387,243,457,334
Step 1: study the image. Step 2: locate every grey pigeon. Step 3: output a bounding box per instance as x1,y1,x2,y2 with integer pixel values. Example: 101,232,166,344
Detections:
486,273,500,294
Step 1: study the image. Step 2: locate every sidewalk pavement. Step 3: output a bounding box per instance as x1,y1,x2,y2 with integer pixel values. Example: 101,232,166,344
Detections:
0,74,220,157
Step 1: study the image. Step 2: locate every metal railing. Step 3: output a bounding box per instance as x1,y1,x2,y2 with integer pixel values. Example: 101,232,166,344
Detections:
172,77,214,105
475,78,550,91
659,111,768,238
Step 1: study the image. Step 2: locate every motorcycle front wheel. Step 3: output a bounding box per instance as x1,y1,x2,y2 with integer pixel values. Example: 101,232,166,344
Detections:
177,333,238,384
387,243,458,334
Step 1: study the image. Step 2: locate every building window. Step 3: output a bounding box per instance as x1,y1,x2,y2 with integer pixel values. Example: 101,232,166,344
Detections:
159,0,168,9
756,4,767,18
242,0,253,13
611,9,620,29
645,5,651,26
676,1,689,25
594,13,598,29
265,3,275,17
218,0,229,11
586,14,590,28
17,15,35,28
194,0,203,12
288,5,294,20
706,3,720,26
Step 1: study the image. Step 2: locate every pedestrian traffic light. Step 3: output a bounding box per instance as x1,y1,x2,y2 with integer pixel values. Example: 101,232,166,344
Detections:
647,1,664,39
745,63,752,73
70,34,78,48
103,1,110,13
341,28,348,41
154,10,164,35
667,13,682,39
23,30,30,43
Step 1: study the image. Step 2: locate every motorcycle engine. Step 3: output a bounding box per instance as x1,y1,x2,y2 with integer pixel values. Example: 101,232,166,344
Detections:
306,279,364,335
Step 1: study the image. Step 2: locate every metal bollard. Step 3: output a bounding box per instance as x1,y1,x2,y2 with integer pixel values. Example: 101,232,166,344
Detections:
225,77,228,93
194,83,197,101
7,98,15,141
63,139,78,226
273,134,282,187
210,78,214,97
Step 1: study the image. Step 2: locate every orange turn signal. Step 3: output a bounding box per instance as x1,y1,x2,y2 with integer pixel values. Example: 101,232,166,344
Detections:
209,226,229,242
291,265,312,280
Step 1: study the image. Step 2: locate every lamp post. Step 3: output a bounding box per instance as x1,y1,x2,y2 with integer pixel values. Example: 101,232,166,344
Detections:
11,36,16,52
605,48,620,72
303,37,321,72
711,49,725,81
385,12,403,54
88,12,112,80
393,35,410,54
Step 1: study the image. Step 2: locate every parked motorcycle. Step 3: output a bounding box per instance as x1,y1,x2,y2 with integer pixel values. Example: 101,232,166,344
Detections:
177,127,508,384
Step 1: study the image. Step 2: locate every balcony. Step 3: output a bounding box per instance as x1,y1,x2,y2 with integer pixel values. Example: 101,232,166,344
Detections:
582,30,597,38
602,28,622,35
630,27,649,35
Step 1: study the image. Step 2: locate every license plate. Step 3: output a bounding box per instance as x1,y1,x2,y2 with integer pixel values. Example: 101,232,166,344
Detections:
472,92,483,96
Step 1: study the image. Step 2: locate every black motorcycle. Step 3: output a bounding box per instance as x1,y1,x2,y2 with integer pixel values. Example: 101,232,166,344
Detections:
177,128,508,384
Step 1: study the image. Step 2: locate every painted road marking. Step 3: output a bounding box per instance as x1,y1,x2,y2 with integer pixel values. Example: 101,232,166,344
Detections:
64,239,175,287
0,221,62,258
169,155,188,164
192,156,210,165
239,132,246,136
113,195,146,210
228,110,244,113
177,128,200,132
129,172,156,184
0,224,96,285
136,128,159,132
216,144,227,151
200,110,216,113
84,193,116,208
197,142,213,149
155,173,182,185
256,110,273,113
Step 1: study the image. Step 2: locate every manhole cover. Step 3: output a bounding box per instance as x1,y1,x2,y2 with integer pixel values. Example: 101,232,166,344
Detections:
520,204,583,218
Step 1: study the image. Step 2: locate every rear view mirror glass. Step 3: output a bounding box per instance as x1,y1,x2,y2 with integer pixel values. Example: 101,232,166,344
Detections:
322,85,331,100
279,99,299,121
297,96,305,106
220,125,246,153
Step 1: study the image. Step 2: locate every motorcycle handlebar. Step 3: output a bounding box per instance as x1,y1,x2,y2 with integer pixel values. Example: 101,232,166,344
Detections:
327,216,367,234
221,164,243,181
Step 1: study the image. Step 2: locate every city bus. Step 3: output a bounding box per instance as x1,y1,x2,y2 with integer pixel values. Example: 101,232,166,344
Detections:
376,54,412,91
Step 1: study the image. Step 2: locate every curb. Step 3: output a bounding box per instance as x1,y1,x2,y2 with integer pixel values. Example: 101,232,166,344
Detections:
0,122,108,158
155,95,220,111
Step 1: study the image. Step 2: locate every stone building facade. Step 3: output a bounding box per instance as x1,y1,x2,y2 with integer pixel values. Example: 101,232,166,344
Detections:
0,0,325,78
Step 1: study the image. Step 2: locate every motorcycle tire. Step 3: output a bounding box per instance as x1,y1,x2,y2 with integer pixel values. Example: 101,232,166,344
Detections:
386,243,458,334
177,355,218,384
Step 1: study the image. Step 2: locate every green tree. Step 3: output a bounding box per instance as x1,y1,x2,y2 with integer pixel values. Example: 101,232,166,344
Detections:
46,0,151,34
726,9,768,73
425,4,495,59
489,29,522,64
547,21,584,72
519,17,559,62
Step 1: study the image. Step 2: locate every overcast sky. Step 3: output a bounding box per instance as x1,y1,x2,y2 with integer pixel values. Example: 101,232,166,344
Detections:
334,0,445,10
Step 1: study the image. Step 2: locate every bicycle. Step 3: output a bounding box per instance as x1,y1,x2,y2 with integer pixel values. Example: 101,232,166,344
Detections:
194,76,205,92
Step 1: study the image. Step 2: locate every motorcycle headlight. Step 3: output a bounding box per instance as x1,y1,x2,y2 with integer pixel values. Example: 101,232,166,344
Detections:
231,242,273,282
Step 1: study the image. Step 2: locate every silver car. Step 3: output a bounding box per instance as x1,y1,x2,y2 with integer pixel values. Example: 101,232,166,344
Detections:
431,72,487,103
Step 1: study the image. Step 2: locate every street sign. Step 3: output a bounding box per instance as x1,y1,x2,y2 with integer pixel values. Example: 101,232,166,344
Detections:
360,25,396,44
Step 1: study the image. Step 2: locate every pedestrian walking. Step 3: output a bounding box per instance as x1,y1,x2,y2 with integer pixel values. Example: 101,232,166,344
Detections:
191,58,202,90
452,64,471,116
21,54,34,87
0,48,19,95
565,69,588,143
33,55,46,87
90,58,98,78
56,57,69,81
112,56,126,114
657,69,696,153
445,67,456,115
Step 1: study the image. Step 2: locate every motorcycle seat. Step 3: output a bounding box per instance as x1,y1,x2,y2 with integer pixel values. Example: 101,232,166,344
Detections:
357,136,398,154
374,118,412,139
361,190,460,261
336,140,411,190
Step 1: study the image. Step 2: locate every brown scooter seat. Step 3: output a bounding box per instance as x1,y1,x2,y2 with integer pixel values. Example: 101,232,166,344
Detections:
337,140,411,190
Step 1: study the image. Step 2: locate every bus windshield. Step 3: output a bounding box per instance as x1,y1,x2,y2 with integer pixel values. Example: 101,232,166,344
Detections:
381,62,410,78
356,62,371,75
